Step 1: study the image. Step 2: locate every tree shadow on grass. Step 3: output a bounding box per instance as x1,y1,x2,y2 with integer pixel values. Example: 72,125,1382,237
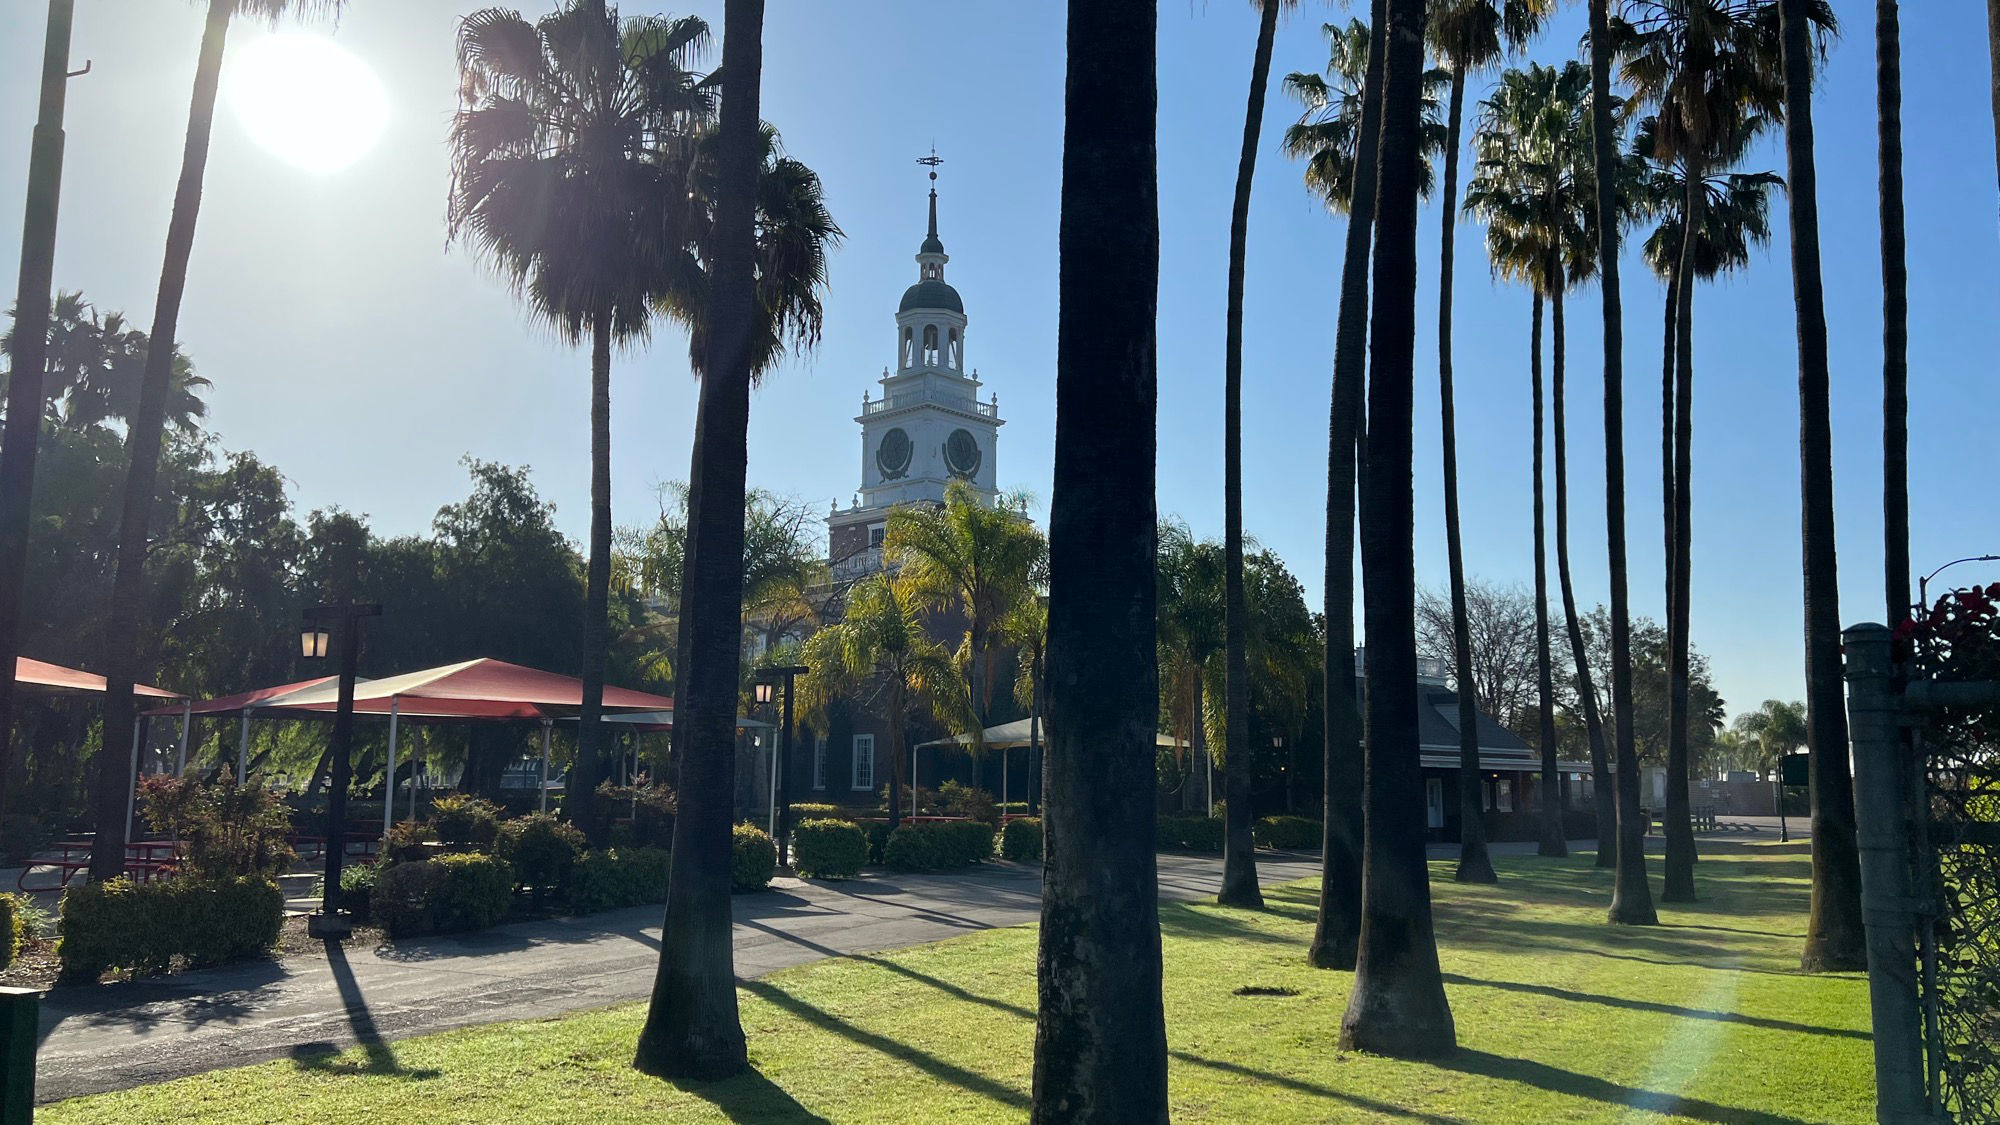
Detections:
288,941,440,1080
1174,1053,1470,1124
666,1067,833,1124
1433,1048,1822,1125
1439,973,1868,1040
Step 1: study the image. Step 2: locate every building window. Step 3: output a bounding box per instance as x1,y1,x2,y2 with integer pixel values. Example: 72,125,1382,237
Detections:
947,327,961,370
812,735,826,790
1425,778,1444,829
1495,778,1513,813
852,734,875,791
869,524,886,548
922,324,940,367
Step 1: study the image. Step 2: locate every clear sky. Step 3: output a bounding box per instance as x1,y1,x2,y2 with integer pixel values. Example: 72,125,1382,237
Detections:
1,1,1995,721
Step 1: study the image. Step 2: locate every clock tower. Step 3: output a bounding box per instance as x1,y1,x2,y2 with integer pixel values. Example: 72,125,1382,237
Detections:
829,161,1004,574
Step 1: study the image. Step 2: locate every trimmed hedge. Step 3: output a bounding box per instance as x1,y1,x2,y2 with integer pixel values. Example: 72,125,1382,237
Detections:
1001,817,1043,863
788,802,850,822
374,854,515,938
883,821,996,872
792,819,868,879
496,813,585,899
732,824,776,892
564,848,671,914
865,821,895,865
58,876,283,983
1253,815,1322,850
1157,815,1224,853
0,893,26,971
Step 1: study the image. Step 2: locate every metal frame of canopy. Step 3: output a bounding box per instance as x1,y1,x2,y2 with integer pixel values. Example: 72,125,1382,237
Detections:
14,657,185,845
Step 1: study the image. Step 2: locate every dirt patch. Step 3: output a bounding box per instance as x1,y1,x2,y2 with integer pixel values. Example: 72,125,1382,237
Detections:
1232,984,1300,997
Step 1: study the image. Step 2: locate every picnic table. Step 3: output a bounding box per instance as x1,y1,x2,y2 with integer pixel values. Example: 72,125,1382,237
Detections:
16,838,179,893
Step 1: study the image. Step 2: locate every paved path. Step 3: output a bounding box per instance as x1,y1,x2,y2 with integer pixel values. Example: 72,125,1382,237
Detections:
35,851,1323,1104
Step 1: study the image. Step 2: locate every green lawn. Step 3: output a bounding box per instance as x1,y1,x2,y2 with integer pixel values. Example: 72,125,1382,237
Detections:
44,840,1872,1124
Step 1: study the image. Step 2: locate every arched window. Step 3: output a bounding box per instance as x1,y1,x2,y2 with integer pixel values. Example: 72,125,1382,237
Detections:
922,324,940,367
947,328,961,371
901,327,914,368
923,261,942,280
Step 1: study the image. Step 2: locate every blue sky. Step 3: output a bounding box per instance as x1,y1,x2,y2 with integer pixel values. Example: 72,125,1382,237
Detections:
1,1,1995,719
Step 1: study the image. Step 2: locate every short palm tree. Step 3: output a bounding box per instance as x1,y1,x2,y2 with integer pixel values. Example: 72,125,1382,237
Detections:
450,1,716,845
1733,698,1807,775
93,0,346,883
1428,0,1552,885
1001,593,1049,815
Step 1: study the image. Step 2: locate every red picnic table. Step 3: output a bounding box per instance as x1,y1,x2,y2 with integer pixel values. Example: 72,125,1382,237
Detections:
16,838,179,893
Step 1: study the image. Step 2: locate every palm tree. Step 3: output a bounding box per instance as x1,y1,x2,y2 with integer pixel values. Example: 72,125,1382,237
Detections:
1775,0,1864,974
1464,61,1612,864
794,575,972,829
1583,0,1657,928
1878,0,1908,627
1002,594,1049,816
1032,0,1169,1113
883,478,1045,733
1733,698,1807,775
1339,0,1457,1059
1428,0,1551,884
1157,522,1224,816
1282,4,1433,971
1221,0,1295,914
91,0,345,882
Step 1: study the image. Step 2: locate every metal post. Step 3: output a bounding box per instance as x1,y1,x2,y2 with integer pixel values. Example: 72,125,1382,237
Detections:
1843,622,1928,1123
0,985,41,1122
308,603,378,940
174,700,190,776
123,715,145,844
383,698,399,842
539,718,551,814
236,713,250,784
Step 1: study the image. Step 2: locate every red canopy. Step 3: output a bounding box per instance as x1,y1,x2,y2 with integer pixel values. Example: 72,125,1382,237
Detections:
18,657,179,700
162,658,674,722
142,676,340,718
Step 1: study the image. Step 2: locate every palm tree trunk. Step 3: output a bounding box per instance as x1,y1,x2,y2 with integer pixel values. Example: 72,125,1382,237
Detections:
1988,0,2000,218
887,682,907,829
1588,0,1656,928
1031,0,1167,1115
1779,0,1866,973
1551,282,1613,868
1660,261,1676,635
1879,0,1909,624
1531,290,1564,859
1220,0,1279,912
0,1,79,828
633,0,764,1079
569,308,612,847
1309,0,1386,975
1663,170,1699,902
1439,67,1496,886
1338,0,1456,1059
93,0,231,883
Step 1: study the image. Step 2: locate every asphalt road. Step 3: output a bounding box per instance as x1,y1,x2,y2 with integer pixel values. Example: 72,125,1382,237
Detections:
34,851,1324,1104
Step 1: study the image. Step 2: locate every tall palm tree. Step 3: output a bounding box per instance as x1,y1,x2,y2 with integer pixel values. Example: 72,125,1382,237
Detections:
1282,6,1436,970
883,478,1045,733
1878,0,1908,627
633,0,763,1080
1776,0,1864,973
1733,698,1807,776
1032,0,1168,1114
1157,522,1223,814
1221,0,1294,914
1585,0,1656,926
1428,0,1551,885
1002,593,1049,816
92,0,345,882
1339,0,1457,1059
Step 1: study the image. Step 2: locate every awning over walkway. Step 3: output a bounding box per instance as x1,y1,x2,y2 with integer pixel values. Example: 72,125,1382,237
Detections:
18,657,179,699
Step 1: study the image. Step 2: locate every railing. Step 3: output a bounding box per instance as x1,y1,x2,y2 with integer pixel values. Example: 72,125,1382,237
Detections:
862,386,997,418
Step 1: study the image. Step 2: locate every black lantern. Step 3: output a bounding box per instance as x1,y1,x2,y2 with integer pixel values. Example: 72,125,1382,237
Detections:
300,625,331,660
754,680,774,706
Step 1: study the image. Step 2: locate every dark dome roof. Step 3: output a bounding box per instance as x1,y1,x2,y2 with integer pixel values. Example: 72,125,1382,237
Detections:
920,233,945,255
899,278,963,314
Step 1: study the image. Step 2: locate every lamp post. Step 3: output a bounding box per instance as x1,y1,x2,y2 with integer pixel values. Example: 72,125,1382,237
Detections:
1272,735,1286,813
1916,555,2000,622
301,603,379,940
756,665,809,867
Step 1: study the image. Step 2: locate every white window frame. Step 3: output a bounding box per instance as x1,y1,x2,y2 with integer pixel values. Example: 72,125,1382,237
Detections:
812,735,827,790
851,733,876,791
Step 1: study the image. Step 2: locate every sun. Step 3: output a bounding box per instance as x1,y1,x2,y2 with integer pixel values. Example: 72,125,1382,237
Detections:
226,34,389,174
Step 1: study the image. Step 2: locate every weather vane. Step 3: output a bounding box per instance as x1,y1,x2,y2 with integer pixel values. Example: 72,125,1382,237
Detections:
916,145,943,183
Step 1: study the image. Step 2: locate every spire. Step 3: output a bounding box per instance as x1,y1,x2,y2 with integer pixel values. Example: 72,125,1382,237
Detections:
917,147,945,257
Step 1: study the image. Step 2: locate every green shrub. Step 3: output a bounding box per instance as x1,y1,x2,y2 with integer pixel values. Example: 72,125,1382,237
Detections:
496,813,585,900
57,876,282,983
937,821,996,865
0,893,26,970
600,781,676,848
882,822,994,872
137,776,295,879
1253,815,1321,850
882,825,938,872
373,855,516,937
791,819,868,879
383,818,432,864
564,848,671,914
938,781,999,827
788,802,849,822
865,821,894,864
1157,815,1224,853
431,795,503,852
732,824,776,892
1001,817,1043,862
372,861,447,938
339,863,380,922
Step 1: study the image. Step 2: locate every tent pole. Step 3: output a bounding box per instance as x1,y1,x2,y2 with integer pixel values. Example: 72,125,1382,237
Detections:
175,701,191,777
237,714,250,784
1002,748,1009,814
539,718,551,814
408,727,419,823
383,698,399,843
124,716,145,842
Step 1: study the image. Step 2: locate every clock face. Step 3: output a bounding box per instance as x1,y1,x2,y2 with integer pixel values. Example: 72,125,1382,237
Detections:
875,427,912,480
944,428,982,479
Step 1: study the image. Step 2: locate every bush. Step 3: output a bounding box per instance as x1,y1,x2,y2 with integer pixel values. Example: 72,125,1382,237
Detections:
732,824,776,892
138,776,295,879
431,795,502,852
58,876,283,983
791,819,868,879
601,780,676,849
881,825,938,872
883,822,994,872
339,863,381,922
0,893,25,970
1157,815,1224,853
496,813,585,900
1253,815,1321,850
865,821,895,865
564,848,671,914
937,821,996,865
938,781,999,827
1001,817,1043,863
788,802,850,822
373,854,516,937
384,819,432,864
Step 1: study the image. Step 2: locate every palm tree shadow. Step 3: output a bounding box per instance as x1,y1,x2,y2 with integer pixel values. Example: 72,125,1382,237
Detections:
1439,973,1866,1040
288,940,441,1079
668,1068,833,1124
1434,1048,1822,1125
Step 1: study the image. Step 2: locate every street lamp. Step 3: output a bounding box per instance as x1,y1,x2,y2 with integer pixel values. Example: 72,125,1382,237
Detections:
1917,555,2000,620
300,602,380,940
755,665,810,867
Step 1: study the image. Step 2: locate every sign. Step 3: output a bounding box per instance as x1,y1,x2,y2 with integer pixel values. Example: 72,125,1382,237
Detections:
1781,752,1810,788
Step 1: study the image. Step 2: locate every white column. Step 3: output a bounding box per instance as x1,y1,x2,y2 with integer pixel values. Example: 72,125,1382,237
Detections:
408,727,420,823
124,720,142,843
383,698,400,842
174,701,191,776
1002,748,1009,813
236,714,251,784
539,719,552,814
766,734,778,837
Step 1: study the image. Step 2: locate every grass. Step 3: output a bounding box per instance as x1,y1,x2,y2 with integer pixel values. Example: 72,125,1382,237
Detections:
43,840,1871,1124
